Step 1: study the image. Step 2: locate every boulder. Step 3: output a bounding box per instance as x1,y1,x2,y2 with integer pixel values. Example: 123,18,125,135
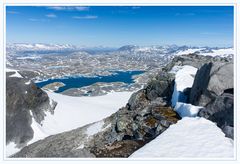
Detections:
198,92,233,139
189,62,233,107
145,72,175,102
188,61,233,139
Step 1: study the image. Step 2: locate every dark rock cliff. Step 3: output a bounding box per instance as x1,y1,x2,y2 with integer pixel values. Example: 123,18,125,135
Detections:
6,70,57,148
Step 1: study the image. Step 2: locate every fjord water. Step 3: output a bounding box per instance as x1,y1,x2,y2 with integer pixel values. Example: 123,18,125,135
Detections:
36,71,144,93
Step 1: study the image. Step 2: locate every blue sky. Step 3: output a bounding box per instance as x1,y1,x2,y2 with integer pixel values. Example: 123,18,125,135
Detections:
6,6,233,47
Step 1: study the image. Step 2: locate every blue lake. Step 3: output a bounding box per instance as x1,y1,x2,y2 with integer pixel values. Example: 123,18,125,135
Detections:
36,71,144,93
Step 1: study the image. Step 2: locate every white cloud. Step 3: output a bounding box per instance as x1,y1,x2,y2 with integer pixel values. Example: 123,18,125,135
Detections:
7,11,20,14
29,18,48,22
200,32,219,35
175,13,196,16
72,15,98,19
132,6,141,9
47,6,89,11
46,13,57,18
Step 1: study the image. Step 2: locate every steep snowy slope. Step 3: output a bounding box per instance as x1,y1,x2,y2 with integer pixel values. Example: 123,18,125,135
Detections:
31,91,133,138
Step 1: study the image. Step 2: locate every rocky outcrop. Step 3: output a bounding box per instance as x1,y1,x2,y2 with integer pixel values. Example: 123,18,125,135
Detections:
6,71,57,148
188,62,233,139
12,71,180,158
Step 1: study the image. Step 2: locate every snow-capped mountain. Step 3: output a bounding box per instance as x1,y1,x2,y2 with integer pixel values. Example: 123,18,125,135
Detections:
7,43,79,52
7,43,234,59
117,45,233,58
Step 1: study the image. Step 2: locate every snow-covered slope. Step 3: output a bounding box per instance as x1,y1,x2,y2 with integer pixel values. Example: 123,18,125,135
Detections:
32,91,132,137
130,117,233,158
6,91,133,156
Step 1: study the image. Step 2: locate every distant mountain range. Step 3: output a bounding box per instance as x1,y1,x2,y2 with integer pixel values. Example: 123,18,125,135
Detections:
6,43,234,58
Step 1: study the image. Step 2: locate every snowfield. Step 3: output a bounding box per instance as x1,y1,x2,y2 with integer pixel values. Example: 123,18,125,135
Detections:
130,117,233,158
6,91,133,156
31,91,133,140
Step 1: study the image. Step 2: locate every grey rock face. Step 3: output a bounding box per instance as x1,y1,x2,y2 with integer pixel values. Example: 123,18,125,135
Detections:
189,62,233,107
6,71,57,148
189,63,213,106
187,61,233,139
12,71,179,158
198,92,233,139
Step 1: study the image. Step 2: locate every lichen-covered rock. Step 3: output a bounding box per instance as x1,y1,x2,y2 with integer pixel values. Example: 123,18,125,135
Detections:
128,90,149,110
145,72,175,102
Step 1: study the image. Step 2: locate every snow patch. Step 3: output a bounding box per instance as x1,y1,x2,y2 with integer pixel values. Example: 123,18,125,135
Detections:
175,102,203,117
6,68,23,78
171,65,197,107
86,121,105,136
25,80,31,85
6,142,20,157
130,117,233,158
86,121,111,137
29,111,47,145
76,144,85,149
174,48,202,56
17,56,41,60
